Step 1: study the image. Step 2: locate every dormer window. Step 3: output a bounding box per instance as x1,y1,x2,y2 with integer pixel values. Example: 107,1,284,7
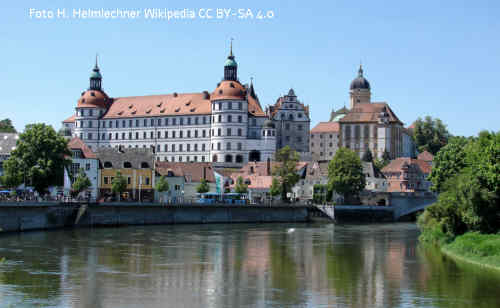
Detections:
104,161,113,168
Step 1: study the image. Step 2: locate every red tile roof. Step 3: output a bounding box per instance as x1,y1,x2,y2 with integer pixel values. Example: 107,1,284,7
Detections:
211,80,246,101
230,175,273,190
382,158,431,175
340,102,402,124
63,114,76,123
237,161,308,177
311,122,340,133
156,162,215,183
77,90,110,109
68,137,97,159
103,93,211,119
418,151,434,162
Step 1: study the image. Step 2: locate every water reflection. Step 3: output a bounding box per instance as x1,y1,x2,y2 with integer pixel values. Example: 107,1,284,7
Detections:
0,223,499,308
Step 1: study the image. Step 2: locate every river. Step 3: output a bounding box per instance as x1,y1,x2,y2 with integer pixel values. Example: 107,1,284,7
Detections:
0,223,498,308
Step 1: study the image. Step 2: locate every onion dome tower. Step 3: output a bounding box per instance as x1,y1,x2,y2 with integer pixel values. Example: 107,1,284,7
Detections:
349,64,371,108
210,40,248,166
74,55,109,150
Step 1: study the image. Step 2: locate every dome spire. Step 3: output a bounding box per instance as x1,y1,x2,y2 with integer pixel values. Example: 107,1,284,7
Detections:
89,54,102,91
358,62,363,77
224,38,238,81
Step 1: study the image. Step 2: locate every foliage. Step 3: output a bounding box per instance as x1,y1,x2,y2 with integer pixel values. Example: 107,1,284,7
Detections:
313,184,331,204
0,119,16,133
234,176,248,194
196,179,210,193
111,171,127,200
412,116,450,155
58,127,72,137
327,148,365,201
2,123,71,194
269,177,281,198
155,176,170,193
71,169,91,197
374,150,391,171
418,131,500,243
428,136,469,192
442,232,500,269
272,146,300,202
361,149,373,162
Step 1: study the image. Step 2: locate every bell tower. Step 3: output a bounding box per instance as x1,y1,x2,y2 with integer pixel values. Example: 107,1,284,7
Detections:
89,54,102,91
223,39,238,81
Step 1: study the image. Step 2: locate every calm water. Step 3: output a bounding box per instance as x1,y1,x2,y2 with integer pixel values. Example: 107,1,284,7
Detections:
0,223,499,308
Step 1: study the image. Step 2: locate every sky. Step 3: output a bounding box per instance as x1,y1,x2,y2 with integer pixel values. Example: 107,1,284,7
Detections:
1,0,499,137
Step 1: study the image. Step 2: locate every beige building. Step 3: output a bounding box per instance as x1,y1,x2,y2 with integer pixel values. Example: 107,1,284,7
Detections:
339,65,405,159
310,122,340,162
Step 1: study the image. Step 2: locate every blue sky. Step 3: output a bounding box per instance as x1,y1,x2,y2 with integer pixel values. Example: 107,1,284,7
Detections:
1,0,499,137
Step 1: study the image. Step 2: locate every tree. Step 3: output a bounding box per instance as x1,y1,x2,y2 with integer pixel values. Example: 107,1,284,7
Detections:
0,119,16,133
272,146,300,202
155,176,170,202
418,131,500,242
2,123,71,194
413,116,450,155
196,179,210,193
327,148,366,203
234,176,248,194
269,177,281,200
374,150,391,172
71,169,91,198
111,171,127,201
361,149,373,162
428,136,469,192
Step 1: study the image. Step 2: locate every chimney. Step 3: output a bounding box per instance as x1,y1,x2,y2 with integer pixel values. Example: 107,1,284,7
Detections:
267,157,271,176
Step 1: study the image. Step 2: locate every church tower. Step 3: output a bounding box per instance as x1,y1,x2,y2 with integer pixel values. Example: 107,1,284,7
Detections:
349,64,371,108
89,55,102,90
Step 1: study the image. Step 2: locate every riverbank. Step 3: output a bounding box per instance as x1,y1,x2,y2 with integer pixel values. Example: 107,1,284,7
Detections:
441,232,500,271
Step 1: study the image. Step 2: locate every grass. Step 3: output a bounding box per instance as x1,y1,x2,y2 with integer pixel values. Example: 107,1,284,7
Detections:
442,232,500,271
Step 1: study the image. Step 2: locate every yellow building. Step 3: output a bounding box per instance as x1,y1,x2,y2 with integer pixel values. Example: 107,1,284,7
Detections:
96,147,154,201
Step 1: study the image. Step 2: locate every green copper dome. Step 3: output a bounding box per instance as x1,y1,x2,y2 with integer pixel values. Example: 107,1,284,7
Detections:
224,57,237,67
90,69,102,79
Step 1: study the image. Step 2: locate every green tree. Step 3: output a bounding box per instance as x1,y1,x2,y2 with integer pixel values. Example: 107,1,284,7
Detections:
111,171,127,201
196,179,210,193
419,131,500,242
0,119,16,133
71,169,91,198
2,123,70,194
155,176,170,202
428,136,469,192
327,148,365,203
269,177,281,201
413,116,450,155
234,176,248,194
272,146,300,202
361,149,373,162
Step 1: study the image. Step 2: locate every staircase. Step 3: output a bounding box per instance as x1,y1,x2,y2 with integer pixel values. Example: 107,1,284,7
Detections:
314,205,335,221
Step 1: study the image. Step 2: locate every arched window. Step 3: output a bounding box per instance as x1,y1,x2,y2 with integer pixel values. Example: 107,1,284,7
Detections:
104,161,113,168
141,162,150,169
225,154,233,163
289,114,294,120
212,155,218,162
236,155,243,163
123,162,132,168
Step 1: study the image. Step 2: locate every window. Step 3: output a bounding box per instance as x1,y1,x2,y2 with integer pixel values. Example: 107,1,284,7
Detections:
285,123,290,130
108,133,112,140
227,115,232,122
151,119,154,126
180,118,184,125
187,144,191,152
227,142,231,150
88,133,93,140
136,119,139,127
179,131,183,138
129,132,133,139
202,156,205,162
165,118,169,126
127,177,131,185
203,117,207,124
143,132,147,139
164,131,168,138
187,130,191,138
150,131,154,139
217,142,221,150
252,118,256,126
179,144,183,152
195,130,198,138
136,132,139,139
101,133,105,140
202,130,206,138
202,144,205,151
218,115,222,122
238,115,242,123
237,143,242,150
172,118,176,125
187,117,191,125
144,119,147,127
122,132,126,140
298,125,303,131
218,128,221,136
194,144,198,151
228,102,232,109
157,144,161,152
89,109,93,116
195,117,199,125
104,161,113,168
141,162,150,168
158,118,162,126
227,128,231,136
158,131,161,138
297,137,302,142
122,120,126,128
172,144,176,152
238,128,242,136
172,131,176,138
164,144,168,152
146,177,150,185
238,102,242,110
104,177,109,185
286,136,290,141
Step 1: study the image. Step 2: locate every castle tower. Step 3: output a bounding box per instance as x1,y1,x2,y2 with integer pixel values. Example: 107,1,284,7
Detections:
349,64,371,108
